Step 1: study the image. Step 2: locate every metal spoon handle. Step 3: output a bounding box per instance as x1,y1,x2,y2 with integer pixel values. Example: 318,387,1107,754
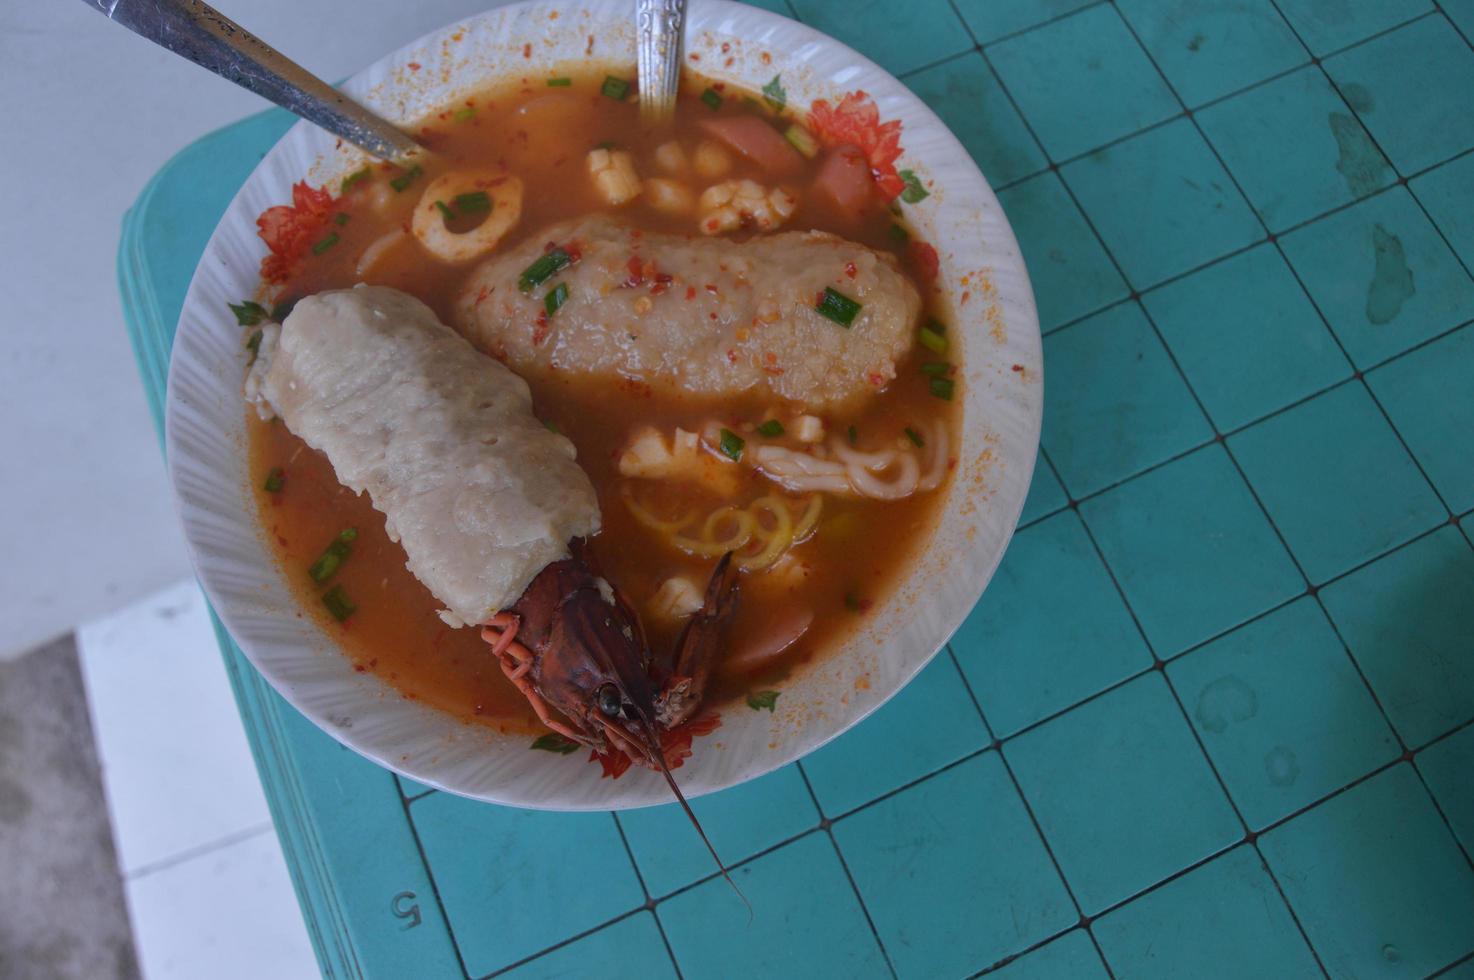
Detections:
83,0,424,164
636,0,686,125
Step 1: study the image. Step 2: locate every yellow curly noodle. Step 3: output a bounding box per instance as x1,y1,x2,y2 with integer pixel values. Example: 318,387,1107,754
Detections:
621,484,822,571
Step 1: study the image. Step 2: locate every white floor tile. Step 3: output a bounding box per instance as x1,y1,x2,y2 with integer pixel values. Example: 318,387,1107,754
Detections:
126,828,318,980
77,579,271,874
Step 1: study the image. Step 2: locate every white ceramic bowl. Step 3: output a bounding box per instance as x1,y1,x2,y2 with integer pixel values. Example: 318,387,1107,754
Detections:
165,0,1042,809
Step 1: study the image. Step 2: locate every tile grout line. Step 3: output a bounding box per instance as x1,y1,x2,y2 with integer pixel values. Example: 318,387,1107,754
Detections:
1046,731,1469,932
123,819,276,881
943,647,1118,979
949,507,1460,761
1432,0,1474,50
1235,7,1474,885
974,0,1111,51
397,783,475,980
913,6,1469,971
1412,753,1474,874
1038,317,1471,561
792,761,902,980
986,712,1474,949
977,2,1437,185
968,926,1102,977
1289,6,1474,298
609,812,688,980
982,18,1452,202
1055,441,1330,980
479,908,650,980
1010,6,1424,943
452,707,1474,978
1431,950,1474,979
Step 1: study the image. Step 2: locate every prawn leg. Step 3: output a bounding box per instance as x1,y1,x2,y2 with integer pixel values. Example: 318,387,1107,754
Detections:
655,552,740,729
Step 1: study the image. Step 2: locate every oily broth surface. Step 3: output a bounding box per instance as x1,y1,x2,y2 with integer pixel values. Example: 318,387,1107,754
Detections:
248,69,958,731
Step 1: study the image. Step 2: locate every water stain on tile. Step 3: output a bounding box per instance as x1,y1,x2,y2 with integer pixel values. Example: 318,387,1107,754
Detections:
1187,33,1206,52
1367,223,1415,325
1329,112,1388,197
1264,745,1301,786
1340,81,1374,114
1194,675,1258,733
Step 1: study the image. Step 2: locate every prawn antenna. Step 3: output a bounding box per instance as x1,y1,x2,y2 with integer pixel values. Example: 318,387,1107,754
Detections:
640,717,752,915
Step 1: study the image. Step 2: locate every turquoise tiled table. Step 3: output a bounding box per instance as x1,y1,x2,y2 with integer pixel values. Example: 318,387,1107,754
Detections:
119,1,1474,976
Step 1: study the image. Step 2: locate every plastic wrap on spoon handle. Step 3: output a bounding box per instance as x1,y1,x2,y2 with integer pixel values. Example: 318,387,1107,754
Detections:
81,0,425,164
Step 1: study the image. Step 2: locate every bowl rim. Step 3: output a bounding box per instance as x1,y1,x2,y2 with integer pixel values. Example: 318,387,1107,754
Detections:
164,0,1043,810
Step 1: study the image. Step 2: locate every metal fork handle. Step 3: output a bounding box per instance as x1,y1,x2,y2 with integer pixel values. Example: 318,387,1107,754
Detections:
82,0,425,164
636,0,686,125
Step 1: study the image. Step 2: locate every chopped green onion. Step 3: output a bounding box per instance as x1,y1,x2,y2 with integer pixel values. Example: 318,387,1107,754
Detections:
530,733,580,754
783,123,819,158
746,690,780,711
601,75,630,100
700,87,722,110
340,167,371,193
434,199,455,221
229,300,268,326
389,164,423,192
309,528,359,584
547,77,572,87
843,591,864,612
904,426,925,448
453,105,476,122
453,190,492,213
847,424,858,446
542,418,560,434
594,139,617,150
263,468,284,493
322,585,357,623
270,298,297,322
756,419,785,438
311,232,340,255
718,428,745,462
762,74,787,112
518,248,572,292
930,377,956,401
544,281,570,317
899,169,929,204
917,325,948,354
245,329,263,356
920,361,951,376
815,287,862,327
333,211,350,226
888,222,910,242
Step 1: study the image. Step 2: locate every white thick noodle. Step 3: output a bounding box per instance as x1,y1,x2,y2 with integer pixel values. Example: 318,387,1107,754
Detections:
831,437,900,472
736,418,951,500
356,228,408,280
919,417,951,492
749,445,852,494
846,449,919,499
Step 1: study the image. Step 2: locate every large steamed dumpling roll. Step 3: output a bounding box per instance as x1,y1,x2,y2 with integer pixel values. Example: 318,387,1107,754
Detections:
263,285,600,626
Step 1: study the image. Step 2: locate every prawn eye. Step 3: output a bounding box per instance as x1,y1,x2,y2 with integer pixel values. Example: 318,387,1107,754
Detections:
596,683,622,717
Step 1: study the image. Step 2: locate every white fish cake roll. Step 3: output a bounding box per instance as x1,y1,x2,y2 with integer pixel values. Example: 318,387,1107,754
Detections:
262,286,600,626
453,215,921,411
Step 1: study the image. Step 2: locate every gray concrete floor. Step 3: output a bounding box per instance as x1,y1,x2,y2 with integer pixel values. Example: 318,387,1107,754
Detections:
0,636,141,980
